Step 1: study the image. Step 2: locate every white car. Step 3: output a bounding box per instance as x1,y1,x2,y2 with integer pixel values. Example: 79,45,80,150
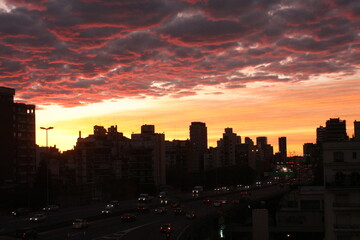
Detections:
29,213,47,222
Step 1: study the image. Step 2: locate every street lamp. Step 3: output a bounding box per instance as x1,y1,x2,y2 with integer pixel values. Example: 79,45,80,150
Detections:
40,126,53,205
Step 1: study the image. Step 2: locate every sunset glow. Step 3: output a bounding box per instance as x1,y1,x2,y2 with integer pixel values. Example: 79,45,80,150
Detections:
1,0,359,155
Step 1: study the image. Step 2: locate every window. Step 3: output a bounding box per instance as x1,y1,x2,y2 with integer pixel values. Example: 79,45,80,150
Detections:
300,200,321,210
334,152,344,162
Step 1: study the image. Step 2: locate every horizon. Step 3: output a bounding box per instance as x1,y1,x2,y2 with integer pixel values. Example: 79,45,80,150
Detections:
1,0,359,154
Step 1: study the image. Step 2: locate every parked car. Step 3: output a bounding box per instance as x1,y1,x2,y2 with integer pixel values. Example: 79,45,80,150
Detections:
13,228,37,239
120,213,136,222
29,213,47,223
72,219,89,229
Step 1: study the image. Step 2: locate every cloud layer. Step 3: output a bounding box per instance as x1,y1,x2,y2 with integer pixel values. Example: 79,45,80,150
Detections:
1,0,359,106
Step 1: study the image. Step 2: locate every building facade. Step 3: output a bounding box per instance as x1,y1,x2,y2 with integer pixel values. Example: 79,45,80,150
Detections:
323,142,360,240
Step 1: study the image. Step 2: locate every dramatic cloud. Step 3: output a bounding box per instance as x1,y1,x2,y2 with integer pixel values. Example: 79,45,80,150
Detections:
0,0,359,107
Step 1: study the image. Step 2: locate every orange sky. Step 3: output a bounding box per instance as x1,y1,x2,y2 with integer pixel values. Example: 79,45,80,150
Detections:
35,74,360,155
2,0,360,155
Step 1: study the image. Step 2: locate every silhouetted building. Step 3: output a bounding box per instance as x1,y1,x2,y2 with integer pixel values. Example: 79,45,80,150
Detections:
0,86,36,185
278,137,287,161
317,118,349,143
354,120,360,141
189,122,207,172
256,136,267,148
217,128,241,167
165,139,191,170
130,125,166,186
75,125,130,201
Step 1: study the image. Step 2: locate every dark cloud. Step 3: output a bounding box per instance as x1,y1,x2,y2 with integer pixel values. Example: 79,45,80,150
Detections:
0,0,358,106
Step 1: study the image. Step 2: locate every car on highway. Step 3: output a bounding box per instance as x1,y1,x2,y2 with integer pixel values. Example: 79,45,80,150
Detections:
173,207,183,215
29,213,47,223
121,213,136,222
185,210,196,219
202,199,212,204
42,204,59,212
137,205,150,213
13,227,37,239
154,207,167,214
160,198,168,205
11,208,29,217
160,223,172,233
101,206,113,214
72,219,89,229
107,200,120,208
169,199,180,208
213,200,222,207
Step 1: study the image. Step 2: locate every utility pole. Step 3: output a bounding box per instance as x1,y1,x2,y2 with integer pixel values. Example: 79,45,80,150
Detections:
40,126,53,205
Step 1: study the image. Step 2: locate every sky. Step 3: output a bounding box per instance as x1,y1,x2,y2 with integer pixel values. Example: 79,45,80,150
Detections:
0,0,359,155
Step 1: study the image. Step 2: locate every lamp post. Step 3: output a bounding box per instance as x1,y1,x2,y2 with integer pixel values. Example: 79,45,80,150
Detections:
40,126,53,205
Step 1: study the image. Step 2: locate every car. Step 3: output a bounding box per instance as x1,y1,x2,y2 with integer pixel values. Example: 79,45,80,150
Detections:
42,204,59,212
72,219,89,229
170,200,180,208
101,206,113,214
220,199,228,204
13,228,37,239
137,205,150,213
11,208,29,217
107,200,120,208
29,213,47,223
203,199,212,204
158,191,167,198
154,207,167,214
121,213,136,222
185,210,196,219
173,207,183,215
160,223,172,233
213,200,222,207
160,197,169,205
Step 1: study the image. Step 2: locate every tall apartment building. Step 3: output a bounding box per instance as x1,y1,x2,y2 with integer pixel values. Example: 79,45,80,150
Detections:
75,125,130,200
323,141,360,240
0,86,36,185
354,121,360,141
279,137,287,161
217,128,241,167
130,125,166,186
317,118,349,143
189,122,207,172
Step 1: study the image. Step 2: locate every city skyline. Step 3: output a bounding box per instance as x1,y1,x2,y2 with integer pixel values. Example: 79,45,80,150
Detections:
1,0,359,154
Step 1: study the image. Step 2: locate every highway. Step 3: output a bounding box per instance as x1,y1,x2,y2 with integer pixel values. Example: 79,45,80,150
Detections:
0,184,289,240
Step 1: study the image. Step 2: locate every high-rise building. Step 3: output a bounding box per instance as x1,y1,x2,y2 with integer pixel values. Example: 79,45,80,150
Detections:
256,137,268,148
130,125,166,186
354,120,360,141
0,86,36,185
279,137,287,160
189,122,207,172
317,118,349,143
217,128,241,167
